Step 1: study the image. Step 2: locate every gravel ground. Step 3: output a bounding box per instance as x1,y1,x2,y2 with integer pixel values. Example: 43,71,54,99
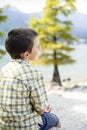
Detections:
47,85,87,130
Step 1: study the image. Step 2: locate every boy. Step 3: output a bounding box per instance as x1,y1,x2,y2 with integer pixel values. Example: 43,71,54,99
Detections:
0,28,61,130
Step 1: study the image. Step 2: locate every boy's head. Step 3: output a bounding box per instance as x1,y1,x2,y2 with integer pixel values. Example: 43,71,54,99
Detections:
5,28,40,60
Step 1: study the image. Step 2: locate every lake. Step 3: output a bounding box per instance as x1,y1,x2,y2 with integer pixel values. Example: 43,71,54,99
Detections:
0,43,87,83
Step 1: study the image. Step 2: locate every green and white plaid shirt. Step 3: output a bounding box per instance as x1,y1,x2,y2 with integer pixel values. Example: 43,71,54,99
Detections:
0,59,48,130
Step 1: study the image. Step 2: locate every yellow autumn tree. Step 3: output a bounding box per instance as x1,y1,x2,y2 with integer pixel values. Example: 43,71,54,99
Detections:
29,0,77,86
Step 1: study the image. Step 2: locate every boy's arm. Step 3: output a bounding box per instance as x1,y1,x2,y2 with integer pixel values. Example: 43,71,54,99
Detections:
30,71,48,115
37,109,44,115
37,104,52,115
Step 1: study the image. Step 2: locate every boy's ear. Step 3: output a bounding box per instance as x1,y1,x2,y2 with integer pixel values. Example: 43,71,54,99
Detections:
20,51,30,58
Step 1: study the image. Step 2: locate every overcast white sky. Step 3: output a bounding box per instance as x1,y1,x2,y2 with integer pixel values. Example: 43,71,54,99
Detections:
0,0,87,14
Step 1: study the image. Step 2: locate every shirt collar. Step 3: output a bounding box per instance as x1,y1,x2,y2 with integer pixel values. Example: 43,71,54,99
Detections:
11,58,30,65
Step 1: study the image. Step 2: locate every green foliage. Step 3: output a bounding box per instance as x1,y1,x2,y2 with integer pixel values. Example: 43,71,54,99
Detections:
0,7,8,36
0,49,6,58
0,6,8,58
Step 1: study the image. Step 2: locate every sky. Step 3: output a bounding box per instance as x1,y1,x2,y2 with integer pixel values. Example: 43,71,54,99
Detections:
0,0,87,14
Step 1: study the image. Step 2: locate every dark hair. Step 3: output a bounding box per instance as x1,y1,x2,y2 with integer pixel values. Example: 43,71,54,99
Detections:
5,28,38,59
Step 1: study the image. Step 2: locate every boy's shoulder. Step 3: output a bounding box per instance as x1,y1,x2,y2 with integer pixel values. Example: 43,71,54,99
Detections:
27,64,42,78
20,59,42,75
0,59,43,80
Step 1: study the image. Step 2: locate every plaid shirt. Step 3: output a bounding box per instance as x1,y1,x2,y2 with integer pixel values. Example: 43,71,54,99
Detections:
0,59,48,130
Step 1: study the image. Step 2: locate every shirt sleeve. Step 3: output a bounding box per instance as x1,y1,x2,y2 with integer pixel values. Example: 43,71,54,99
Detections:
30,71,48,112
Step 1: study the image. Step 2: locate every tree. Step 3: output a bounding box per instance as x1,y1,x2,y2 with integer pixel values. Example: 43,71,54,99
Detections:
29,0,77,86
0,6,8,58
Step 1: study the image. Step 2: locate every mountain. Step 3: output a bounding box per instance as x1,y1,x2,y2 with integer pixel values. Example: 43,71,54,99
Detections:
58,11,87,40
0,7,29,35
70,11,87,40
0,6,87,44
0,6,42,44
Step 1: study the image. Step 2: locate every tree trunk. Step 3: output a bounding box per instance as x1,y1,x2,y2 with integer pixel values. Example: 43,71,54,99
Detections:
52,49,62,86
52,64,62,86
